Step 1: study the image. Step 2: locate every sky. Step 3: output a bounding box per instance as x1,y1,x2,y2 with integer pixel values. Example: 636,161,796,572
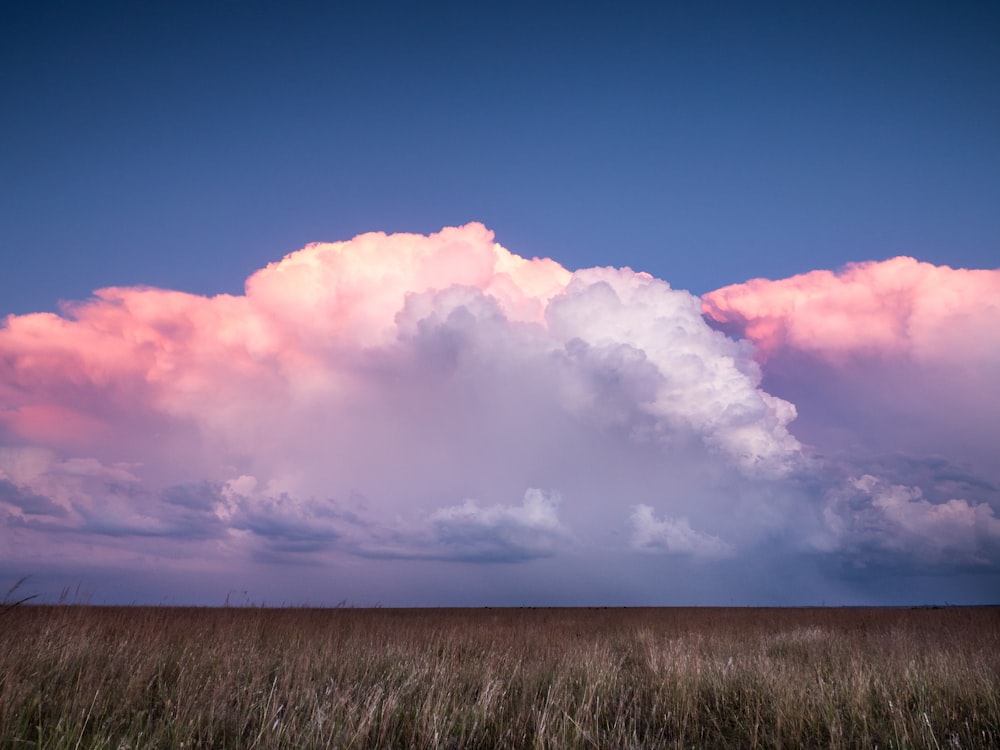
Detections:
1,1,998,606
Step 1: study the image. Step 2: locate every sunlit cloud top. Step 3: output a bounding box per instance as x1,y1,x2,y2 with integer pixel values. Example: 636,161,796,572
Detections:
2,226,998,605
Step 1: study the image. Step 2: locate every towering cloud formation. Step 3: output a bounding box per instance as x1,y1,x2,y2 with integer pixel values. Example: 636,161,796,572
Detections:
701,258,1000,469
703,257,1000,572
1,230,998,604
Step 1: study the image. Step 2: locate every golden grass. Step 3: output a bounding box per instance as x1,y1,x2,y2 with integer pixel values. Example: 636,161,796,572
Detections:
1,606,997,748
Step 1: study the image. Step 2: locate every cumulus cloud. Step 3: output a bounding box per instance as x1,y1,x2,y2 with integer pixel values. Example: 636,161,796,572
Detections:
1,227,998,602
815,475,1000,568
629,504,734,559
206,480,570,563
0,447,222,542
548,268,801,476
701,257,1000,516
356,489,570,563
702,257,1000,363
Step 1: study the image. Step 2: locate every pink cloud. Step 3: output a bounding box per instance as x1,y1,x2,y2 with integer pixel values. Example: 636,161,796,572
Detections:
3,228,997,602
0,224,572,450
244,223,571,349
702,257,1000,565
1,224,806,589
702,256,1000,364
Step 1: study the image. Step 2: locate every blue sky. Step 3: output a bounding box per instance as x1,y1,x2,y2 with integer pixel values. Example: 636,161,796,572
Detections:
2,2,999,606
4,1,998,314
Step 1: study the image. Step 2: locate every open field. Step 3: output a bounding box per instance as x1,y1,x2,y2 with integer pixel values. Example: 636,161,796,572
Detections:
1,606,998,749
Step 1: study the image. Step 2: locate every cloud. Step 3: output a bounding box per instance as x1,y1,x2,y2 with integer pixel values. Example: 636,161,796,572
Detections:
0,447,223,543
357,488,570,563
212,476,365,559
815,475,1000,568
629,504,734,559
702,257,1000,364
701,257,1000,515
0,478,66,518
547,268,801,476
2,228,998,603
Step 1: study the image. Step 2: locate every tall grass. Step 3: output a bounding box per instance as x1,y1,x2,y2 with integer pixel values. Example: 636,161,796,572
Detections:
1,606,997,748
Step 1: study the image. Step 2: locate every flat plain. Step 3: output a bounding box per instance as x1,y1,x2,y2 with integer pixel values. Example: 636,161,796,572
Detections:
1,605,997,748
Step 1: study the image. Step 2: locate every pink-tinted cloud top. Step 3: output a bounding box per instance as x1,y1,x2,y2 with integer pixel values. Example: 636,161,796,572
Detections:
702,257,1000,364
700,255,1000,580
2,228,998,605
245,223,572,345
0,224,571,449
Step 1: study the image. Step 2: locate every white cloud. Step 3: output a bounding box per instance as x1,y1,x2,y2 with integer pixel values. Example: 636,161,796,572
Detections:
629,504,734,559
428,488,568,561
817,475,1000,566
358,489,571,563
5,226,998,603
547,268,801,476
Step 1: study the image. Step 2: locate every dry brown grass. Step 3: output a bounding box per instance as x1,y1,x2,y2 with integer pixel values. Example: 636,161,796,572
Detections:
1,605,997,748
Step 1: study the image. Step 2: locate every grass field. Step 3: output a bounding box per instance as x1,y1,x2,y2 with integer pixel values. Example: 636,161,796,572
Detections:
1,605,997,748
